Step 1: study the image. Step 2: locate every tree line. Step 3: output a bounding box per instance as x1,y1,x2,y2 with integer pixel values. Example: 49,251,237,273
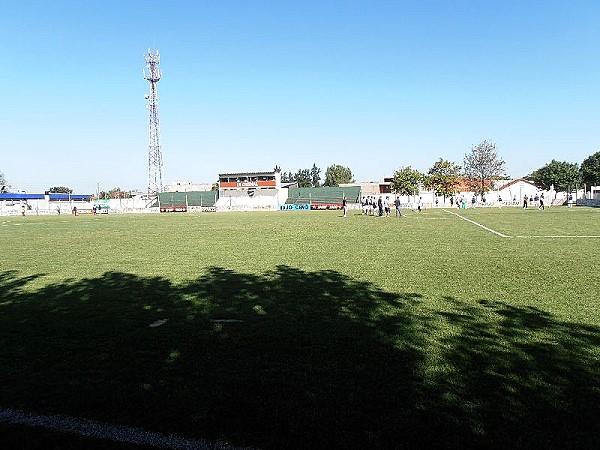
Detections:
2,145,599,197
275,144,598,200
527,153,600,195
390,140,506,199
390,142,600,200
275,163,354,188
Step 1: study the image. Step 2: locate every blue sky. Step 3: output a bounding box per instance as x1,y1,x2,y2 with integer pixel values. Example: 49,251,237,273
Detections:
2,0,599,193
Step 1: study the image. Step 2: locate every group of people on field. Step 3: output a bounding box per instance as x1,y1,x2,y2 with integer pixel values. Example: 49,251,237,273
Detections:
360,195,408,217
523,193,545,210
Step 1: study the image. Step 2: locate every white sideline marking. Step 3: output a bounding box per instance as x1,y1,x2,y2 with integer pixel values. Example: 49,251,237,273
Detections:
443,210,509,238
0,407,249,450
514,235,600,238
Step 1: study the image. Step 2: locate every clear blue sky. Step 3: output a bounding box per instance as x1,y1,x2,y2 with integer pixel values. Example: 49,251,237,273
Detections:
2,0,599,193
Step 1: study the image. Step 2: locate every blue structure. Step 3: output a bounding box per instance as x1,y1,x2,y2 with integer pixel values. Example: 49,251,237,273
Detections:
0,193,91,201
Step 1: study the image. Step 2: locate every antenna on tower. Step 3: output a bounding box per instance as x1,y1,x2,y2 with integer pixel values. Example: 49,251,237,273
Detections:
143,48,164,196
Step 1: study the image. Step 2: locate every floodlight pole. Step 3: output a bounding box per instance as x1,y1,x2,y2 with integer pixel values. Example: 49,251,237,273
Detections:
143,49,164,196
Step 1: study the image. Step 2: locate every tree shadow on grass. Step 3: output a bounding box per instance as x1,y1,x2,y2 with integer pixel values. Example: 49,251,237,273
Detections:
0,268,598,449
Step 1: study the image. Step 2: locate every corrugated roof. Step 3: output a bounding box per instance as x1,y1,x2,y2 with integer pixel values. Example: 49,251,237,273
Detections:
218,171,276,177
0,193,44,200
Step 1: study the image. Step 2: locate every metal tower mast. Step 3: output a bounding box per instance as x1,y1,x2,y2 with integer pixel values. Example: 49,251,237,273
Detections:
143,49,163,195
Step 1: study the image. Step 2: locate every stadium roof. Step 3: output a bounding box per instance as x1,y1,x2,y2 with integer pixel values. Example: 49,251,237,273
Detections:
218,171,276,177
0,193,91,201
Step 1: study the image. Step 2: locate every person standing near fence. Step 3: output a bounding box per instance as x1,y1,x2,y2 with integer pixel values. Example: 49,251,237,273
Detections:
342,196,347,217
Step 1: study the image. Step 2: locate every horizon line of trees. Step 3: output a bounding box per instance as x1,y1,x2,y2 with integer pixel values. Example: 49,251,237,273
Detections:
391,144,600,200
2,146,599,198
276,163,355,188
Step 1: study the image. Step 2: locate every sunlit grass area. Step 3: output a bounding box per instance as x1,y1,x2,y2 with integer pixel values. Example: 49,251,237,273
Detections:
1,207,599,448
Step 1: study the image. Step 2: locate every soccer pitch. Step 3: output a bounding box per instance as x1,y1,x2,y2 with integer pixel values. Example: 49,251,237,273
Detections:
1,207,599,448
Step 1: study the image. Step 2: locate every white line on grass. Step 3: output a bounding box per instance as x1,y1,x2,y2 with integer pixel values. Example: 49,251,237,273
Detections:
443,210,510,238
0,407,250,450
514,235,600,238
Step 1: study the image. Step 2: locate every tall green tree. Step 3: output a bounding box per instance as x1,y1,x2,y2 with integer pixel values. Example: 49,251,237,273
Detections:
390,166,423,197
323,164,354,187
580,151,600,189
424,158,461,199
528,160,580,196
281,171,294,183
49,186,72,194
294,169,312,188
463,140,506,198
310,163,321,188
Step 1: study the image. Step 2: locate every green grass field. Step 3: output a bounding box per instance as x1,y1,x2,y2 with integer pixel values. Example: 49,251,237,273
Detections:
1,207,599,449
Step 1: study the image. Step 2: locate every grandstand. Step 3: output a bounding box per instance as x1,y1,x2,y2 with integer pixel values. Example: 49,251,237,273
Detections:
155,191,218,212
215,171,286,211
155,179,362,212
286,186,362,209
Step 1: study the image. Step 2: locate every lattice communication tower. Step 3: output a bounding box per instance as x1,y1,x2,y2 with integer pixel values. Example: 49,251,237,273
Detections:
143,49,164,195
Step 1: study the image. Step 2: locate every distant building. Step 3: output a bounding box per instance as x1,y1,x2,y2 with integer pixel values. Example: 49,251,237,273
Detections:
339,181,389,195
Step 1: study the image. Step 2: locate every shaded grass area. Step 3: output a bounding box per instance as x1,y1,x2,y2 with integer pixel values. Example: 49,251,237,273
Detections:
0,423,153,450
1,267,599,449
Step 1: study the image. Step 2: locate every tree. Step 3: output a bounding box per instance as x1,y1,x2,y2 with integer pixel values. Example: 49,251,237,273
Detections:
294,169,311,188
463,140,506,198
0,171,6,191
310,163,321,188
107,187,132,199
281,171,294,183
528,160,580,196
323,164,354,187
580,151,600,189
390,166,423,197
424,158,461,199
49,186,72,194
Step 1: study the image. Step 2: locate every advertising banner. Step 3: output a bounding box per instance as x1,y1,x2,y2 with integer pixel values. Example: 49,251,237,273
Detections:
278,204,310,211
